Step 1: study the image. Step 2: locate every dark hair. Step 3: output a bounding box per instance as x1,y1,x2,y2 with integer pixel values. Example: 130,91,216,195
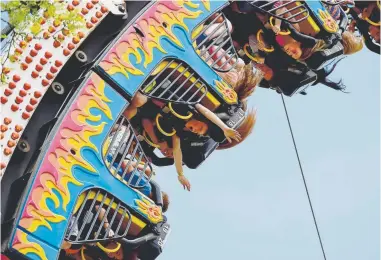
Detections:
162,192,169,213
186,112,225,142
313,57,348,93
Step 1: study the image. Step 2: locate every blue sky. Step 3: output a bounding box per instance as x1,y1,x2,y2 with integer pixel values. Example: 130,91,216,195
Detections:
1,6,379,260
155,47,380,259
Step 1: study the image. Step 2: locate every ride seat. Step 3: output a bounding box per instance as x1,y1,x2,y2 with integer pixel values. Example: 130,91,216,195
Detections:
273,69,317,96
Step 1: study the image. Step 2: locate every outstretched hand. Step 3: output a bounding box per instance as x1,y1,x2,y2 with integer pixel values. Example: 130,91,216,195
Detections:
178,175,191,191
223,127,241,143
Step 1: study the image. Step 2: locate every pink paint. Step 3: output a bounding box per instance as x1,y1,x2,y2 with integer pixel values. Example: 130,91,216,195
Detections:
276,35,286,47
19,76,95,221
12,230,21,246
99,1,187,70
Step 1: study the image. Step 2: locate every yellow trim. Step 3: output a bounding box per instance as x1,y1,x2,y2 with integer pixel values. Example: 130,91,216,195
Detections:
81,246,86,260
365,17,381,26
102,138,110,157
377,0,380,9
191,24,204,40
168,102,193,120
143,80,156,93
143,131,160,148
294,1,320,33
73,192,147,229
152,62,169,75
156,114,176,137
205,93,220,108
96,242,121,253
269,16,291,35
257,30,274,52
243,44,261,63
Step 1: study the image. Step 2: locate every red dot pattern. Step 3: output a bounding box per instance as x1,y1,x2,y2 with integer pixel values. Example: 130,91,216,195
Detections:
1,0,109,175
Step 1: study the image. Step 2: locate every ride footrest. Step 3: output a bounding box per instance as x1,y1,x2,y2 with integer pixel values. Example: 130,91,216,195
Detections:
276,69,317,96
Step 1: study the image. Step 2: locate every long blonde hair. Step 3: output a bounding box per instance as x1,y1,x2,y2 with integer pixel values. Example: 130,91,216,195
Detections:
219,63,263,101
341,31,364,55
217,109,256,150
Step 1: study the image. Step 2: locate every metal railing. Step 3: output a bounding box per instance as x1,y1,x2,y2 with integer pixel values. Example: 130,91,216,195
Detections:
192,12,239,73
104,116,153,189
321,0,347,6
247,0,310,24
141,59,208,105
65,189,131,244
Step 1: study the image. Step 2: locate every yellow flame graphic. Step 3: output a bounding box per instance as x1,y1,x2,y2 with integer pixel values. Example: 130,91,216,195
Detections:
318,9,338,33
16,74,113,253
215,80,238,105
100,1,204,78
201,0,210,11
135,198,163,224
13,230,48,260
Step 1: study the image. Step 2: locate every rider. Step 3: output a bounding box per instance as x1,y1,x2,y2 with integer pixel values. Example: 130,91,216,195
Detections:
195,13,243,71
62,193,170,260
61,206,116,259
230,1,363,60
194,13,264,101
351,1,380,44
106,124,153,197
122,97,193,191
140,101,243,191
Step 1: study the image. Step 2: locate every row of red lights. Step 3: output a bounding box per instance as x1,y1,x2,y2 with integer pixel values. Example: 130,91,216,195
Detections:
1,115,23,168
1,0,107,164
